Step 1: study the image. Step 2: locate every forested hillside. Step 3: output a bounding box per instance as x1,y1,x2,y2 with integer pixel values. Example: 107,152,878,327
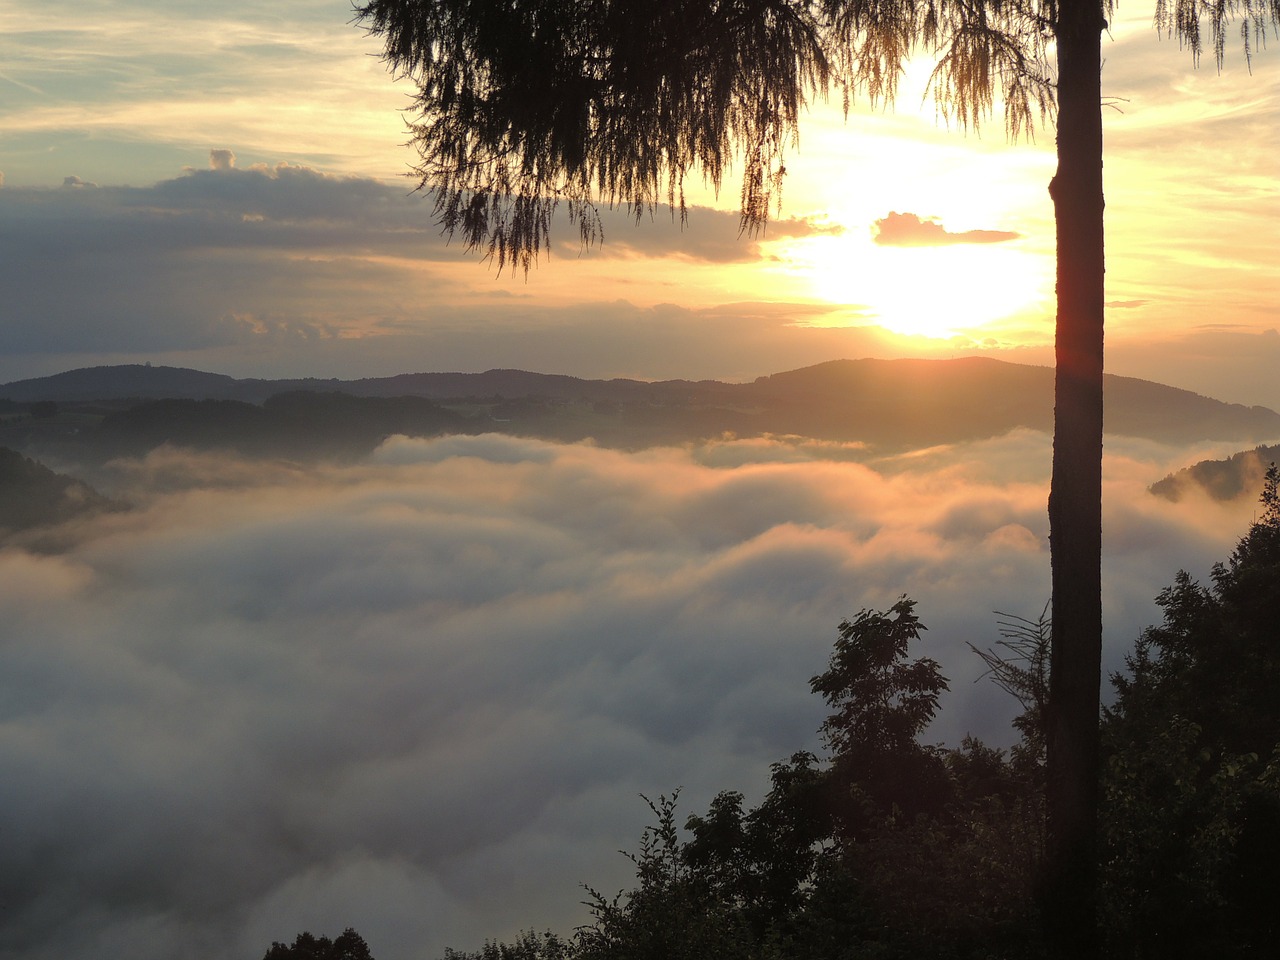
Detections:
0,446,123,536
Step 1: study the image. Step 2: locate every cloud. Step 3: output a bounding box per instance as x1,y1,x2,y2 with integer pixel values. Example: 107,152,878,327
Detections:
0,430,1256,960
873,211,1021,247
0,162,864,379
590,210,844,264
209,149,236,171
0,163,472,358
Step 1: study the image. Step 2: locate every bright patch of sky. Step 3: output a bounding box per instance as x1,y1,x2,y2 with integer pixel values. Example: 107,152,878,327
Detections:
0,2,1276,404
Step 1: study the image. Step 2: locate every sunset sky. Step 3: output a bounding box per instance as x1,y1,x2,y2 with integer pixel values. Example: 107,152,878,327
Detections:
1,2,1277,404
4,5,1280,960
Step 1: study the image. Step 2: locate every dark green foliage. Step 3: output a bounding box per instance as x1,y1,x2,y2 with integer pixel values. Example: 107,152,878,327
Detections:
1108,464,1280,756
683,754,841,942
576,793,761,960
441,930,577,960
1100,465,1280,957
262,927,375,960
810,598,954,835
1099,719,1279,957
812,598,946,759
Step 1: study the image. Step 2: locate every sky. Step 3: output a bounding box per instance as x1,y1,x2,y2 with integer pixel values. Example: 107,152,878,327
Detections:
0,2,1277,403
1,4,1279,960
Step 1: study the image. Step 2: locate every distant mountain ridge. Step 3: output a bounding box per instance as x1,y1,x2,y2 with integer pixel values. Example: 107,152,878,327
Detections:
4,357,1279,453
0,363,703,405
0,364,345,404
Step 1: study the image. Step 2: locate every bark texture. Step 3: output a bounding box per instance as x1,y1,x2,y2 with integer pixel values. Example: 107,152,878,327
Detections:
1044,1,1106,956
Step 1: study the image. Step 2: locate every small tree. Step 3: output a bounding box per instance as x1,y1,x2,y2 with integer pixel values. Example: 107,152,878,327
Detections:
576,793,758,960
809,597,952,833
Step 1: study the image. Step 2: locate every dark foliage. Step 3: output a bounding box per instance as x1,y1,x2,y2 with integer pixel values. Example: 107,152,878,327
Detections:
1100,464,1280,957
0,445,123,535
93,391,474,459
262,927,375,960
440,930,577,960
809,597,954,834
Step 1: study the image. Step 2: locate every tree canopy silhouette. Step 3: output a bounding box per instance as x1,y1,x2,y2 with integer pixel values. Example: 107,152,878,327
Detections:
354,1,1278,954
262,927,375,960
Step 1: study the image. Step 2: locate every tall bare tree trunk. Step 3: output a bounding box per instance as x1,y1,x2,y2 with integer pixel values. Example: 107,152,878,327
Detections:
1044,0,1106,956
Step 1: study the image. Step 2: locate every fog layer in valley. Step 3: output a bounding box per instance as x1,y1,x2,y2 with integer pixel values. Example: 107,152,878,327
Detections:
0,430,1260,960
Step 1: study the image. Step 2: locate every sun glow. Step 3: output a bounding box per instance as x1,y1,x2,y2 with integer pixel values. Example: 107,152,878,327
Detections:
782,233,1053,340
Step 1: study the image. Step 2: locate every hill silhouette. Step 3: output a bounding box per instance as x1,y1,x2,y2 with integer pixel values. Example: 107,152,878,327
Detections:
3,358,1278,461
0,446,123,536
1150,442,1280,503
91,392,475,459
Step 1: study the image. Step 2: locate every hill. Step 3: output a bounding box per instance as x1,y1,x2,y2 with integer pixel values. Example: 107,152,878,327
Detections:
0,364,344,404
1150,442,1280,503
0,446,123,536
91,392,476,459
3,358,1279,460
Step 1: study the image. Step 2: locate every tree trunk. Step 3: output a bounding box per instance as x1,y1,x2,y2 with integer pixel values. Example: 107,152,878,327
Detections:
1044,0,1106,956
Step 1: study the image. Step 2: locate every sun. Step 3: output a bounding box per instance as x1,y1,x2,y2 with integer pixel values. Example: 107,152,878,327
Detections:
780,232,1053,340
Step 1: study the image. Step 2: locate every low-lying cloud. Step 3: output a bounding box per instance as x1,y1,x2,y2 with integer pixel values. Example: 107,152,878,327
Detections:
0,430,1258,960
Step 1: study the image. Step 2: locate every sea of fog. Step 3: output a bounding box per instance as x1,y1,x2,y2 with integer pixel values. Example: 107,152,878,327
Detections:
0,429,1261,960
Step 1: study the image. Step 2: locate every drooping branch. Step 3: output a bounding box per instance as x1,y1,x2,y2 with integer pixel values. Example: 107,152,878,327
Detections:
356,0,832,272
355,0,1077,270
1155,0,1280,69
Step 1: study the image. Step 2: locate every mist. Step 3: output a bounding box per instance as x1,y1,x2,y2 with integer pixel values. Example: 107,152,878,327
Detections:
0,430,1258,960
